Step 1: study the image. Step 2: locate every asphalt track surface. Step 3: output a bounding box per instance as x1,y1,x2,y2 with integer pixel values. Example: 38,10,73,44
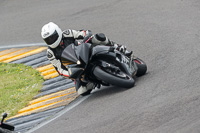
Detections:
1,0,200,133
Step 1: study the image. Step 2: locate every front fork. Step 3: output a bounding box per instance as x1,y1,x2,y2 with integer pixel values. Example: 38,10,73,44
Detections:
116,52,138,77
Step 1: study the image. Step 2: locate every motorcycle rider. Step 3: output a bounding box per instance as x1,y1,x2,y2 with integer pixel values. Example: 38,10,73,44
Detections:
41,22,130,95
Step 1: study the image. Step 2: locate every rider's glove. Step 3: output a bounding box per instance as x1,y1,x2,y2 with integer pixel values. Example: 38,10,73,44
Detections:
119,45,126,53
114,44,126,54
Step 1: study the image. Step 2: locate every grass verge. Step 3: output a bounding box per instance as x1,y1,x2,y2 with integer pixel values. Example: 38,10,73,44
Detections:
0,63,44,118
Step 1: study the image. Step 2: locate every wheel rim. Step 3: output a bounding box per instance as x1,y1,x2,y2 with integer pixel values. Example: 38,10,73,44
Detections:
101,67,131,80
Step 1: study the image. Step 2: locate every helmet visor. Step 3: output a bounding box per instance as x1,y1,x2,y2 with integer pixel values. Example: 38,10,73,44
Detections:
44,30,59,45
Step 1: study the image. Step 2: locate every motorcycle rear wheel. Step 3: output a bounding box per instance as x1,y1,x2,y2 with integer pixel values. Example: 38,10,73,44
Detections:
134,58,147,77
93,66,135,88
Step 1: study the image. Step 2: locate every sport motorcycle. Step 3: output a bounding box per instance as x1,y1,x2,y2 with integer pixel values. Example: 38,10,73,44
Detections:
61,43,147,96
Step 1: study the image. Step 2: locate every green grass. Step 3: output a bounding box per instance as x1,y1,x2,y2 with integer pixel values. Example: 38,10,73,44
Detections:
0,63,44,118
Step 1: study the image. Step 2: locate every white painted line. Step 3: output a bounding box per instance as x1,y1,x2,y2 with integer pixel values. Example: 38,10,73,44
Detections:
26,95,90,133
0,43,46,49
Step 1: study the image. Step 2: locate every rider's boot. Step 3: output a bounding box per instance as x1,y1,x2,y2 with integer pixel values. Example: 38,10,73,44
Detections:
77,82,94,95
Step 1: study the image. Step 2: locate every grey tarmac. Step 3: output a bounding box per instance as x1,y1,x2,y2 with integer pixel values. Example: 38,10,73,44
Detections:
1,0,200,133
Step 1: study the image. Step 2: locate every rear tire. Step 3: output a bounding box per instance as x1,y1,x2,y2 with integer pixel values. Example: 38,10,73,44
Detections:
93,66,135,88
134,58,147,77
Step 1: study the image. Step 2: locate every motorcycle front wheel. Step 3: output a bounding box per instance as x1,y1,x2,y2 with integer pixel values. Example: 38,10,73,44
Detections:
93,66,135,88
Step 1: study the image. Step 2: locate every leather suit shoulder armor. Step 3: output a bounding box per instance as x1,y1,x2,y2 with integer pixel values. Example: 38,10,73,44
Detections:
63,29,74,38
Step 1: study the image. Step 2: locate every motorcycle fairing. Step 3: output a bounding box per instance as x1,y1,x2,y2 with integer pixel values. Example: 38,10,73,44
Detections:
67,64,84,79
91,47,135,76
61,43,78,63
75,43,91,65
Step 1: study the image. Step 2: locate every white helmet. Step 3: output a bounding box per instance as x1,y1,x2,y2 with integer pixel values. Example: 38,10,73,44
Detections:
41,22,62,48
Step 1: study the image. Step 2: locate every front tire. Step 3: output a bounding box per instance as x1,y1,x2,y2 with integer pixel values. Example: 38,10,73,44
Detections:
93,66,135,88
